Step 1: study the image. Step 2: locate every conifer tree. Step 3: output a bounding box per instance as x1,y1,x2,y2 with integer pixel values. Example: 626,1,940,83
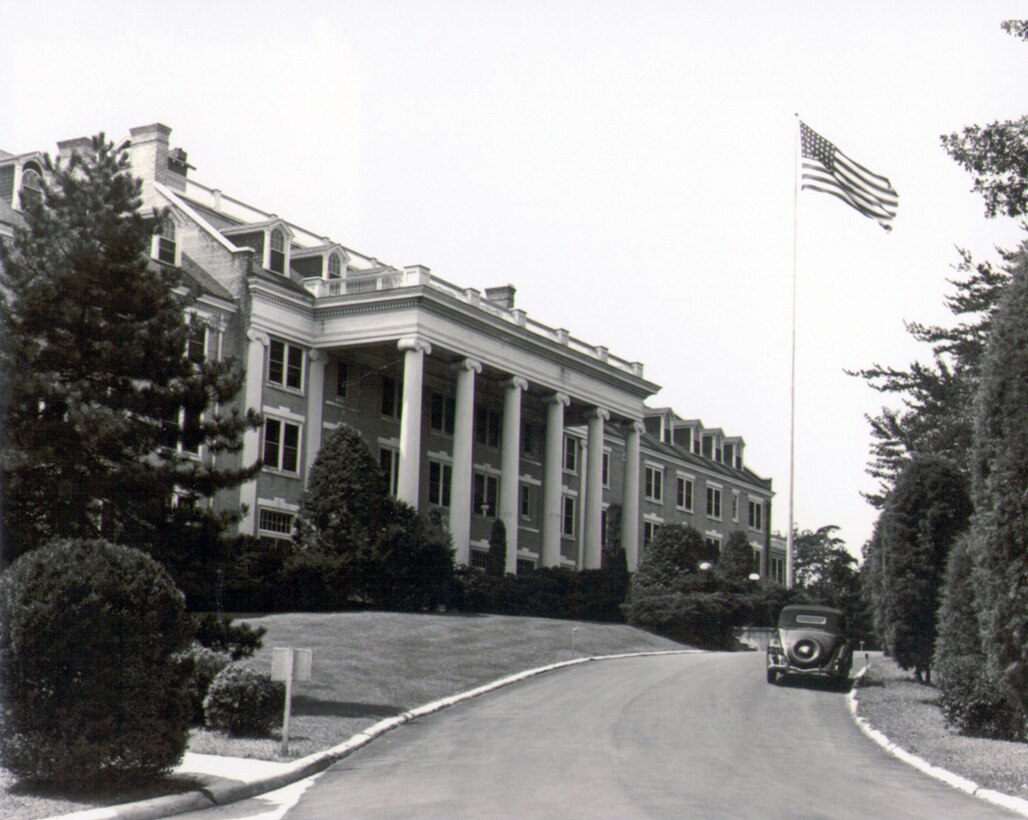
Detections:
486,519,507,578
0,135,256,600
878,456,972,683
718,530,755,581
969,247,1028,716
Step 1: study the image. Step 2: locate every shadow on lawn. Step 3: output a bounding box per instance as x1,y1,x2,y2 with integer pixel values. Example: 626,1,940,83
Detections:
292,694,405,718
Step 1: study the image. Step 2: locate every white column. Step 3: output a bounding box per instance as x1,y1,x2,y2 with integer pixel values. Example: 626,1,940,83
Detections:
397,337,431,507
450,358,481,565
621,421,643,571
584,407,609,569
542,392,570,567
239,328,269,534
304,349,327,482
500,376,527,573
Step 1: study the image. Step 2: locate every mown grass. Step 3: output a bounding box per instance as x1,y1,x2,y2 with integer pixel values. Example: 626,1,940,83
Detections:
1,611,686,818
854,653,1028,799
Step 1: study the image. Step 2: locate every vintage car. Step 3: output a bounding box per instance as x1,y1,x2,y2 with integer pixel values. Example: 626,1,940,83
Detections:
766,604,852,686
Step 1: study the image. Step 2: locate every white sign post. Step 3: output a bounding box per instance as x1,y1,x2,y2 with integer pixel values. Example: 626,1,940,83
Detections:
271,647,312,756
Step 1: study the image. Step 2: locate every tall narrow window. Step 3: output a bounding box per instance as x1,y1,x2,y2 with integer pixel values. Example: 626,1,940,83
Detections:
562,435,577,473
263,418,300,473
431,392,456,434
428,461,452,507
561,495,576,537
475,406,501,448
269,228,286,274
327,252,342,279
676,476,694,512
268,340,304,390
644,466,664,503
379,447,399,495
474,473,499,517
19,167,42,210
157,219,177,265
187,323,207,363
706,486,722,520
381,376,401,419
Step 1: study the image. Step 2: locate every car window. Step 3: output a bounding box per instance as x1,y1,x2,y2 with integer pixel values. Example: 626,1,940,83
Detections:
795,614,827,625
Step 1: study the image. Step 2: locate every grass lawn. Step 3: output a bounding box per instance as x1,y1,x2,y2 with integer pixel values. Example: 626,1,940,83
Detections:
854,653,1028,800
1,611,686,819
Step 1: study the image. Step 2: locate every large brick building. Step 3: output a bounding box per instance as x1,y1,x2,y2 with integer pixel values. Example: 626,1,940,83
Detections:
0,123,784,580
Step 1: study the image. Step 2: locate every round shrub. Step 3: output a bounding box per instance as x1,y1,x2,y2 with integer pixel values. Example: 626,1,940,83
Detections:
0,538,193,785
176,643,232,725
204,665,285,736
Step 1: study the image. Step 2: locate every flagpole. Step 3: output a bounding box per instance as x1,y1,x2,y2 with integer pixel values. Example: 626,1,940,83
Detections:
787,114,799,589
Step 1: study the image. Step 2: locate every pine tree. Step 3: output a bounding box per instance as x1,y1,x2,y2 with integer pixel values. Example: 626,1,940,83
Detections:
969,246,1028,717
0,135,256,600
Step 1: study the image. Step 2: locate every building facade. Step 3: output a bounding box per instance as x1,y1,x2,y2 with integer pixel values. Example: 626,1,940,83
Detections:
1,123,783,578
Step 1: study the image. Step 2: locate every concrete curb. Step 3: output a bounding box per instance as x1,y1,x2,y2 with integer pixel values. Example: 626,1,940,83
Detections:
847,664,1028,818
50,649,702,820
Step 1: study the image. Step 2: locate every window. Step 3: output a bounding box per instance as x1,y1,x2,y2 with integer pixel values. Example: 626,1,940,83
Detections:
269,228,286,274
470,549,489,570
644,466,664,503
702,435,714,459
180,406,201,455
475,406,501,448
19,166,42,210
474,473,499,517
732,492,740,522
335,361,349,397
676,475,694,512
160,406,201,455
268,340,304,391
724,443,736,468
706,485,722,520
156,219,177,265
679,428,693,452
561,495,576,537
381,376,401,418
602,451,611,488
428,460,452,507
643,521,659,547
520,483,533,521
258,508,295,547
263,418,300,473
187,323,207,363
516,558,536,574
327,252,342,279
601,508,608,547
379,447,399,495
521,421,540,460
770,555,785,584
430,392,456,435
748,500,764,531
563,435,577,473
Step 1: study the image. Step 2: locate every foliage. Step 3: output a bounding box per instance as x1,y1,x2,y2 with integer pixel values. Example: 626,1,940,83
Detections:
486,519,507,578
968,247,1028,717
717,530,755,581
176,643,232,725
292,430,456,612
0,539,193,785
629,523,707,600
203,666,285,737
934,532,1025,739
0,135,257,601
193,613,266,660
369,502,455,612
219,535,288,612
876,457,972,682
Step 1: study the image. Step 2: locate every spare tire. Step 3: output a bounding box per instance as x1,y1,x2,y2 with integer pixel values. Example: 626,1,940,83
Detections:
788,637,823,667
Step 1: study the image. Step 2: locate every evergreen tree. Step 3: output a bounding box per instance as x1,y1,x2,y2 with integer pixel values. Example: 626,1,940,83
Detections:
0,135,255,599
718,530,754,581
969,246,1028,716
629,523,706,599
486,519,507,578
878,456,972,682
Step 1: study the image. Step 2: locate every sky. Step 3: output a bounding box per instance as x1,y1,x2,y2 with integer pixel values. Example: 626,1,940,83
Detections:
4,0,1025,559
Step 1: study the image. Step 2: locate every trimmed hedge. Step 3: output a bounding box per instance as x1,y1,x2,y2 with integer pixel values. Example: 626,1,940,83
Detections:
177,643,232,725
204,666,285,737
0,539,193,785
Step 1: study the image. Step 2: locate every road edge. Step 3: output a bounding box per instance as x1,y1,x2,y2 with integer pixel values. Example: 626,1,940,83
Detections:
49,649,704,820
847,665,1028,818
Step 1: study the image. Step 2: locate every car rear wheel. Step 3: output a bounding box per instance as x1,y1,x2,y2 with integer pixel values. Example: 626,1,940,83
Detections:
766,668,777,684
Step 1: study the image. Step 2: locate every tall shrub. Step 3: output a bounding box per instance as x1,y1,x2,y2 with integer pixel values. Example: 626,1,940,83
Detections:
0,539,193,785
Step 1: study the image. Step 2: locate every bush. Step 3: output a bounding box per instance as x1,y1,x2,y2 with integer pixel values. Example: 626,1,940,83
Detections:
935,656,1025,740
176,643,232,725
626,589,745,649
204,665,286,737
0,538,193,785
193,613,266,660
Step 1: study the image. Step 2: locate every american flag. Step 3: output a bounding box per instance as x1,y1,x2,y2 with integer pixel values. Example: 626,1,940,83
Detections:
800,121,898,231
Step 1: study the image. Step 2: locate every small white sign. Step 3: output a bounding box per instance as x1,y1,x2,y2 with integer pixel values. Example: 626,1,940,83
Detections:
272,647,313,682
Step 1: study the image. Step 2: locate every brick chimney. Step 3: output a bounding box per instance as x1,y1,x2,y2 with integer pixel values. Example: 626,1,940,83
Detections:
127,123,172,205
484,284,516,310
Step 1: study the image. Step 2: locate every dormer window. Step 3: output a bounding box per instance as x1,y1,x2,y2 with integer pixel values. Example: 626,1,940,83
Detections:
154,219,177,265
269,229,286,274
327,252,342,279
19,166,43,210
